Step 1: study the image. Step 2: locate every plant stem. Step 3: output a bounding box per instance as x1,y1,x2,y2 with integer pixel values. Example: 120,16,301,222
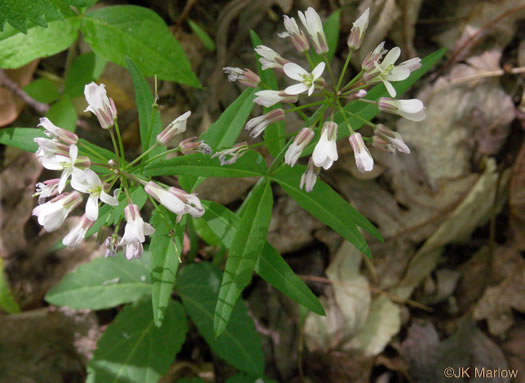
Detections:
322,54,337,87
341,70,364,92
336,49,354,91
344,110,378,128
125,142,159,169
286,100,328,113
114,119,126,163
305,52,315,69
109,129,120,163
77,144,107,162
336,99,355,135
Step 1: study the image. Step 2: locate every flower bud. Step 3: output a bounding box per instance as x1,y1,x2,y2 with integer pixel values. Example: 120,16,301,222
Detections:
179,137,212,155
349,132,374,172
372,124,410,154
278,16,310,53
362,41,387,72
84,82,117,129
223,67,260,88
38,117,78,145
378,98,425,121
156,111,191,146
245,109,285,138
347,8,369,50
285,128,314,167
211,142,249,166
300,158,320,192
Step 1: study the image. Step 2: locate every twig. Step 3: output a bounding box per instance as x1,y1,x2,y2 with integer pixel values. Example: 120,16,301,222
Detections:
0,70,49,114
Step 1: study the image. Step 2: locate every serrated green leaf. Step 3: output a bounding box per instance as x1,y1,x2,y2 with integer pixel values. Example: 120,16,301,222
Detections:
198,200,324,315
126,56,164,158
0,0,75,33
214,181,273,337
24,78,60,103
144,151,266,178
0,18,80,68
178,263,264,376
188,19,215,51
87,299,188,383
82,6,199,87
0,127,44,152
250,30,285,157
0,258,20,314
45,252,152,310
310,9,340,65
150,208,183,327
272,165,381,257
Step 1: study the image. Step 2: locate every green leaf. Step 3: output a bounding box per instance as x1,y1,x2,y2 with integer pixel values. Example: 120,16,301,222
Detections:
0,0,75,33
0,127,44,152
199,201,324,315
201,87,257,151
46,97,77,131
0,18,80,68
272,165,380,257
45,251,152,310
149,208,183,327
144,151,266,178
63,52,97,98
214,181,273,337
310,9,341,65
125,56,164,157
24,78,60,103
82,5,200,86
178,263,264,376
0,258,20,314
250,30,284,157
188,19,215,51
87,299,188,383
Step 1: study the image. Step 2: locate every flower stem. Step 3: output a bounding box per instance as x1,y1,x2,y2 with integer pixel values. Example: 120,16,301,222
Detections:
305,52,315,69
109,129,120,163
344,110,377,128
114,119,126,163
322,54,337,87
285,100,328,113
336,99,355,135
78,142,107,162
125,142,159,169
341,70,364,92
336,49,354,91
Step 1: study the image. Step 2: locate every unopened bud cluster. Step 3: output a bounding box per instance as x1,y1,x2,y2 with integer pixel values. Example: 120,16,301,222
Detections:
223,7,426,192
32,82,211,259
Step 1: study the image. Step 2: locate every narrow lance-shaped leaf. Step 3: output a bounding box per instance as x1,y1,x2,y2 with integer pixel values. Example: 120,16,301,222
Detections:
199,200,325,315
126,56,164,157
272,165,381,257
149,208,184,327
87,298,188,383
45,251,152,310
214,181,273,337
144,151,267,178
178,263,265,376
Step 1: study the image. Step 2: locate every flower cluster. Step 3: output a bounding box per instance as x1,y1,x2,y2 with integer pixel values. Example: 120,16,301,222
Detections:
32,82,207,259
224,7,426,192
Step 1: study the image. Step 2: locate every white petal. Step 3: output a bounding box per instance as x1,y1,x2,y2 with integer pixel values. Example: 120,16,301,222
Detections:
312,62,325,79
143,222,155,236
283,63,308,81
383,80,397,97
58,168,72,193
69,144,78,162
100,190,119,206
86,194,99,221
308,83,315,96
385,67,410,81
401,109,426,121
398,99,424,113
285,83,308,95
381,47,401,67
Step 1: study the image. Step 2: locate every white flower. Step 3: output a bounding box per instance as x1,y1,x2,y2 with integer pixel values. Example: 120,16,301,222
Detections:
298,7,328,54
119,204,155,260
365,47,411,97
278,16,309,52
347,8,369,50
32,192,82,232
63,215,94,248
254,90,298,108
245,109,285,138
34,178,60,204
372,124,410,154
223,67,260,87
349,132,374,172
84,82,117,129
179,137,212,155
34,137,69,159
38,144,91,193
285,128,314,166
211,142,249,165
283,62,325,96
145,182,205,220
38,117,78,145
103,235,119,258
312,121,338,169
71,168,119,221
156,111,191,146
398,57,421,72
300,158,319,192
378,97,426,121
254,45,289,70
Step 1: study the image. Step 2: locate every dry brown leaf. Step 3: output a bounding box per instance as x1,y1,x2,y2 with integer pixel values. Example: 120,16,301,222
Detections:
509,141,525,247
390,0,424,58
0,60,39,127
